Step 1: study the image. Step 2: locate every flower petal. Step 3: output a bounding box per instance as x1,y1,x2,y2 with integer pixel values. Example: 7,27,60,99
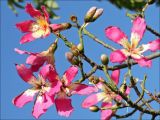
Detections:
101,102,113,120
70,83,98,95
41,6,49,22
133,57,152,68
110,49,128,63
63,66,78,86
20,32,37,44
105,26,128,45
55,93,73,117
16,20,35,33
25,3,42,18
12,88,38,108
14,48,37,55
82,92,106,108
110,70,120,85
15,64,36,83
32,94,54,119
141,39,160,53
26,54,46,66
131,17,146,48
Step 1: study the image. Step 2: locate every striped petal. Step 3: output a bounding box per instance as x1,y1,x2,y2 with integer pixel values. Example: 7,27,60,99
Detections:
12,88,38,108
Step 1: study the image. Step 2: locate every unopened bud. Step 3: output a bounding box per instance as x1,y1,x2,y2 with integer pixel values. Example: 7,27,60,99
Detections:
50,23,71,32
77,43,83,53
71,45,80,56
84,6,97,23
89,105,99,112
70,15,78,23
48,41,58,53
71,57,79,65
88,76,99,84
91,8,103,22
101,54,109,65
119,83,127,93
65,52,74,62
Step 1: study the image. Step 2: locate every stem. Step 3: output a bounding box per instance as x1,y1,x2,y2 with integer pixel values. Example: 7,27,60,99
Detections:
83,28,116,51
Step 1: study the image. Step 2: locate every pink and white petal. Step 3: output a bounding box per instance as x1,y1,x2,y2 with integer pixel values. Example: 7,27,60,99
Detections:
15,64,36,83
110,70,120,85
25,3,42,18
50,24,62,32
32,95,45,119
110,49,128,63
101,102,113,120
12,88,38,108
14,48,37,55
131,17,146,47
55,93,74,117
141,39,160,53
26,54,46,66
133,57,152,68
63,66,78,86
125,87,130,95
105,26,128,45
41,6,49,22
16,20,35,33
70,83,98,95
20,32,37,44
82,92,106,108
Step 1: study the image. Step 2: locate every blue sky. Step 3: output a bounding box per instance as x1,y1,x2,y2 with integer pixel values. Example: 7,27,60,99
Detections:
1,0,159,120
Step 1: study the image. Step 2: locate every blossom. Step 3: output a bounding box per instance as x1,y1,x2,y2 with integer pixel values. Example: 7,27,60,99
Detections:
82,70,130,120
12,64,61,119
14,42,57,72
44,66,98,117
16,3,51,44
105,17,160,67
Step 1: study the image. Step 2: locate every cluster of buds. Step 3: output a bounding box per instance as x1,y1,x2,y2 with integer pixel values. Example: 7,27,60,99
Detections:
88,75,99,84
84,6,103,23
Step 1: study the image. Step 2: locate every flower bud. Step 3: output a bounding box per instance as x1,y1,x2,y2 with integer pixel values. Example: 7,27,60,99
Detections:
70,15,78,23
70,45,80,56
77,43,83,53
84,6,97,23
71,57,79,65
91,8,103,22
50,23,71,32
89,105,99,112
88,76,99,84
101,54,109,65
119,83,127,93
65,52,74,62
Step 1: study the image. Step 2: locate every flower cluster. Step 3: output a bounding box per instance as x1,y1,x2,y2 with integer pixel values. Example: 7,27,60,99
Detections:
12,3,160,120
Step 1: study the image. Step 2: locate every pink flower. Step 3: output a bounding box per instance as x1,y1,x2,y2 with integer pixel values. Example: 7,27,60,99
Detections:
16,3,51,44
82,70,130,120
105,17,160,67
50,66,98,117
12,64,61,119
14,42,56,72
